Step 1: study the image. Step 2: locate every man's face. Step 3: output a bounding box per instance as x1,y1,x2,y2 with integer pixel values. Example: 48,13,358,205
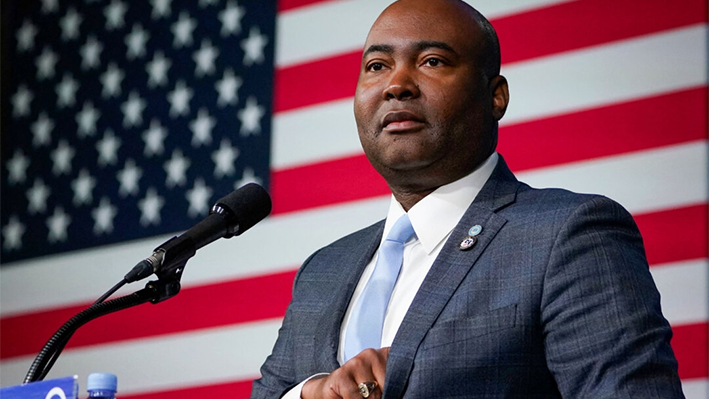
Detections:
354,0,498,193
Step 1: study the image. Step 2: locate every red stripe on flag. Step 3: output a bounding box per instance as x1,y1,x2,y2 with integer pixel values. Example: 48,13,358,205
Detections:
278,0,330,12
122,379,253,399
672,322,709,380
635,204,708,266
500,87,708,172
0,270,297,360
496,0,707,64
274,50,361,113
273,0,706,113
271,154,389,215
271,88,707,215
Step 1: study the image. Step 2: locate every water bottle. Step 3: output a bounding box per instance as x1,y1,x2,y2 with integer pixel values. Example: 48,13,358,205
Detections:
86,373,117,398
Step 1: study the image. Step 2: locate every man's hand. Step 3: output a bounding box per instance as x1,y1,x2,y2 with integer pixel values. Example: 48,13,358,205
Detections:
302,347,390,399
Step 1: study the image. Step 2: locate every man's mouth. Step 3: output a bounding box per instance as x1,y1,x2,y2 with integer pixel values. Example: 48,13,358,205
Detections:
381,111,425,132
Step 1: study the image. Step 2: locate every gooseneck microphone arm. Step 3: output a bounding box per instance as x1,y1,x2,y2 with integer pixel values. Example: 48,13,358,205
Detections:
24,286,157,384
23,183,272,384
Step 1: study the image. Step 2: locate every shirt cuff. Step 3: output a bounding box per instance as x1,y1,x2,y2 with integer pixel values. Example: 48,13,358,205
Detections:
281,373,329,399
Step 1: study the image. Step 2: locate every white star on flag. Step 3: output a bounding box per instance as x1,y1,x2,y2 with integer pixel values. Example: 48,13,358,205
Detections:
150,0,172,19
104,0,127,31
190,108,216,147
27,178,51,214
76,102,101,138
143,119,168,157
138,187,164,226
56,74,79,108
16,20,38,52
46,207,71,243
241,26,268,66
126,24,150,60
212,138,240,178
7,150,30,185
31,113,54,147
122,91,147,128
193,39,219,77
11,85,33,118
168,80,193,117
92,197,118,235
59,8,82,42
2,216,26,251
36,47,59,80
215,68,242,107
238,96,265,136
117,159,143,197
80,35,103,70
100,63,124,98
219,1,245,37
51,140,75,176
41,0,58,14
96,129,122,167
172,12,196,48
186,178,213,217
164,149,191,188
71,169,97,206
146,51,172,88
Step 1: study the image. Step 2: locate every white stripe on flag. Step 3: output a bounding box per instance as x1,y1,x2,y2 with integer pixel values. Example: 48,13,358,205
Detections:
682,379,709,399
517,141,708,214
501,24,707,125
650,259,708,325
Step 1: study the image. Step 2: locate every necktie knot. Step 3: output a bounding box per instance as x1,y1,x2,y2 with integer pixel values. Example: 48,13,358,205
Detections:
386,214,415,244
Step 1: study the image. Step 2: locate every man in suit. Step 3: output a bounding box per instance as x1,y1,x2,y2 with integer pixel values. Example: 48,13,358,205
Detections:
251,0,684,398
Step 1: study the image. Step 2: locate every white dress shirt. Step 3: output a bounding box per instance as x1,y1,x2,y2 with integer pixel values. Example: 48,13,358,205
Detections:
284,152,498,398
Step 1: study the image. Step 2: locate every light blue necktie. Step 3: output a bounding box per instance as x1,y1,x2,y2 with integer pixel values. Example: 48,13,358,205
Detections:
344,214,416,362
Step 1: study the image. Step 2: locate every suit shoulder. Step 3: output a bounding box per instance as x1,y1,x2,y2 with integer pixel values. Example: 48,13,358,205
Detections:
502,183,637,236
515,183,630,215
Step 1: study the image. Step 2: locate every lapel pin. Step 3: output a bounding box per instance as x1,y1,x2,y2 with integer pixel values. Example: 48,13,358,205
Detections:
459,235,477,251
468,225,483,236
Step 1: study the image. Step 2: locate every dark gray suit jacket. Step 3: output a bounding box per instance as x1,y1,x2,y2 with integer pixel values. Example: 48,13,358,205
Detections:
252,157,684,398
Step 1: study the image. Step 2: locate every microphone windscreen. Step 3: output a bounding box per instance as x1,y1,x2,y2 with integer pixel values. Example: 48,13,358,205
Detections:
216,183,272,235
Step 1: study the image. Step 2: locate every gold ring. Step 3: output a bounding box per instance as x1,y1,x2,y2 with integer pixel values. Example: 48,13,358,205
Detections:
358,381,378,398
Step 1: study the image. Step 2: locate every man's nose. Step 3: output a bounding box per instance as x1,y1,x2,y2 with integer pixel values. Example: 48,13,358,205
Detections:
382,67,420,100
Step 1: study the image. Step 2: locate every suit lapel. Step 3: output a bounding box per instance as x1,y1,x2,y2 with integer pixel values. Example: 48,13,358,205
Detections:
383,157,520,398
313,221,385,371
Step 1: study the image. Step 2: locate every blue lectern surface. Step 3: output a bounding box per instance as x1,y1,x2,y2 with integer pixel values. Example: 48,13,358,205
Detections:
0,376,79,399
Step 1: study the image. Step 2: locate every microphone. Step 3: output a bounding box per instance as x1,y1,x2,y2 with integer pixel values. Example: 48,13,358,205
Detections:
125,183,272,284
174,182,273,249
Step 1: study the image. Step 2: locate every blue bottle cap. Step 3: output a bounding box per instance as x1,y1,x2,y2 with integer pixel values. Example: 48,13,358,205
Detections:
87,373,117,392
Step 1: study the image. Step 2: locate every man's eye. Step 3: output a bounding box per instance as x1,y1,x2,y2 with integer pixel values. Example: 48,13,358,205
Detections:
424,58,441,67
368,62,384,71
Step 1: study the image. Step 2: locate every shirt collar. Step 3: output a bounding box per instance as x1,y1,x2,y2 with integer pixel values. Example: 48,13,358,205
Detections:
382,152,498,254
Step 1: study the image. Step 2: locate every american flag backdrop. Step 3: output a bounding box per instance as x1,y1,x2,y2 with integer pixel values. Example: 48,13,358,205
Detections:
1,0,707,398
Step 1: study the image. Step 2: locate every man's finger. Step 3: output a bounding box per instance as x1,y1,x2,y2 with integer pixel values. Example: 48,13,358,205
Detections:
370,347,389,384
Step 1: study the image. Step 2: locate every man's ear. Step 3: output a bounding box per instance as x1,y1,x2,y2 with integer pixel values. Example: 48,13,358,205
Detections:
490,75,509,121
